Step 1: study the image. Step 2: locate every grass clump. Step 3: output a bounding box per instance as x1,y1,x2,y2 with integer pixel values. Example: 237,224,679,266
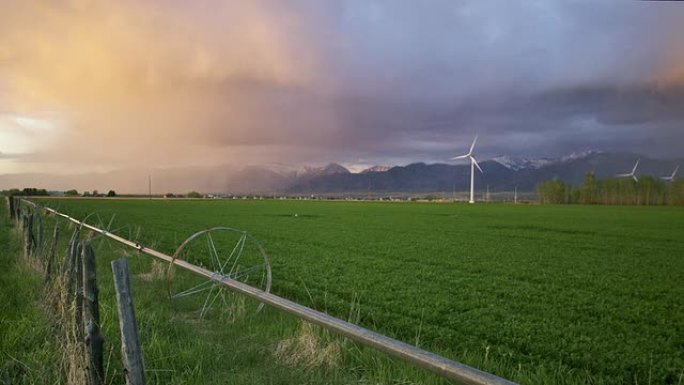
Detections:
275,321,342,371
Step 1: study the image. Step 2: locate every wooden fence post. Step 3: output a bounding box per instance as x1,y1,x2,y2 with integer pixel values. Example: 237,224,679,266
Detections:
32,210,43,258
82,244,104,385
64,239,81,314
23,212,34,258
14,198,20,224
45,224,60,283
63,227,81,280
75,242,84,341
6,196,14,219
35,213,43,258
112,258,146,385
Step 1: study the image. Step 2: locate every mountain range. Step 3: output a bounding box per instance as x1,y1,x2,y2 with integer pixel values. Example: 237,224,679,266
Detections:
1,151,681,195
285,151,682,194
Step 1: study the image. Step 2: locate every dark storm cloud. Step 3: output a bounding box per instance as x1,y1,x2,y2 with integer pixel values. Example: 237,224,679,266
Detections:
304,1,684,160
189,0,684,163
183,80,684,164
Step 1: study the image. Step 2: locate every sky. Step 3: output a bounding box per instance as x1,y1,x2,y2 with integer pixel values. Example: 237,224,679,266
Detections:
1,0,684,177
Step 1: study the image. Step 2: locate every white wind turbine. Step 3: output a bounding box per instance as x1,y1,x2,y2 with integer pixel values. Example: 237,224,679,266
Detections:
661,165,679,182
616,159,640,182
450,135,482,204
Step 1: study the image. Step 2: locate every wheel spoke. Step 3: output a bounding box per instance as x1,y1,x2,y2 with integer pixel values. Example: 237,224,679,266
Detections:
227,234,247,276
201,286,223,319
200,286,217,318
207,233,221,272
229,264,264,281
221,233,246,273
220,290,229,307
172,280,215,299
106,214,117,232
109,224,130,236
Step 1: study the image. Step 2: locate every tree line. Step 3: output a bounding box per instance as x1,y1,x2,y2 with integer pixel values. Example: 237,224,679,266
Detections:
1,188,208,198
1,187,50,197
536,173,684,205
1,188,116,197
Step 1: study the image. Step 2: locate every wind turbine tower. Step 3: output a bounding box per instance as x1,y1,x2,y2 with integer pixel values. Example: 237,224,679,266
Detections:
514,186,518,204
450,135,483,204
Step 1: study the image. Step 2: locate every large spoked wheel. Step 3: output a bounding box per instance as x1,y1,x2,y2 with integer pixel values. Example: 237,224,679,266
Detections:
166,227,272,319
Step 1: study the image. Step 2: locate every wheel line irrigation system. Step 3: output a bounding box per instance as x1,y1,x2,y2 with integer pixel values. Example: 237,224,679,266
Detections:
19,198,517,385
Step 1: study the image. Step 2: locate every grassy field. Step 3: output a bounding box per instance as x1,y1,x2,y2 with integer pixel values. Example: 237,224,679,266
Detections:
9,198,684,384
0,205,60,384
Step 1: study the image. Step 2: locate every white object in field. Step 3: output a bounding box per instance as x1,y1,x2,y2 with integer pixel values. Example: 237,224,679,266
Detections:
616,159,640,182
661,165,679,182
167,227,272,318
450,135,483,204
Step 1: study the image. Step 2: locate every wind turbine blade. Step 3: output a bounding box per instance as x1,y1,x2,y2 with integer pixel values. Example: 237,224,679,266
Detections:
468,135,478,155
673,165,680,178
450,154,470,160
616,173,630,177
632,175,638,182
632,159,640,174
471,156,483,173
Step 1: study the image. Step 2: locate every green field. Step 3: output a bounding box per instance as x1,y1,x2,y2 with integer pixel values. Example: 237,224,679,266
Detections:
13,199,684,384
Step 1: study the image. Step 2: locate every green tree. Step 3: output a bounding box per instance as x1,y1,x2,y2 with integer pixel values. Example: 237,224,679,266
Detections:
598,179,613,205
636,176,668,206
17,187,49,196
64,189,79,197
536,179,570,204
666,180,684,206
18,187,49,196
187,191,202,198
106,190,116,197
580,172,598,204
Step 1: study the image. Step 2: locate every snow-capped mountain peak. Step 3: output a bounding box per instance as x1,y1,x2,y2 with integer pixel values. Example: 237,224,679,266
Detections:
296,163,350,178
492,155,557,171
493,150,603,171
560,150,604,163
360,165,392,174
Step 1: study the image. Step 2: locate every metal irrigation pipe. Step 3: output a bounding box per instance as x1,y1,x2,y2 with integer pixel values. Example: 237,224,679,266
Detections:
25,199,517,385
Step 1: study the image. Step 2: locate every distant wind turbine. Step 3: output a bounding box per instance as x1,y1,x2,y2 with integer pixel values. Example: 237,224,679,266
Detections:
450,135,482,204
661,165,679,182
616,159,640,182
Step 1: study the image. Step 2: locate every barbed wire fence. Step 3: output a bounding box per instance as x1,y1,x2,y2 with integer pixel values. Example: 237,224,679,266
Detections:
7,197,144,385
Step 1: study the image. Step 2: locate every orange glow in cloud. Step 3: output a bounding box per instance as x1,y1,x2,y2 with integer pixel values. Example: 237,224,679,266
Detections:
659,51,684,86
0,1,324,172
